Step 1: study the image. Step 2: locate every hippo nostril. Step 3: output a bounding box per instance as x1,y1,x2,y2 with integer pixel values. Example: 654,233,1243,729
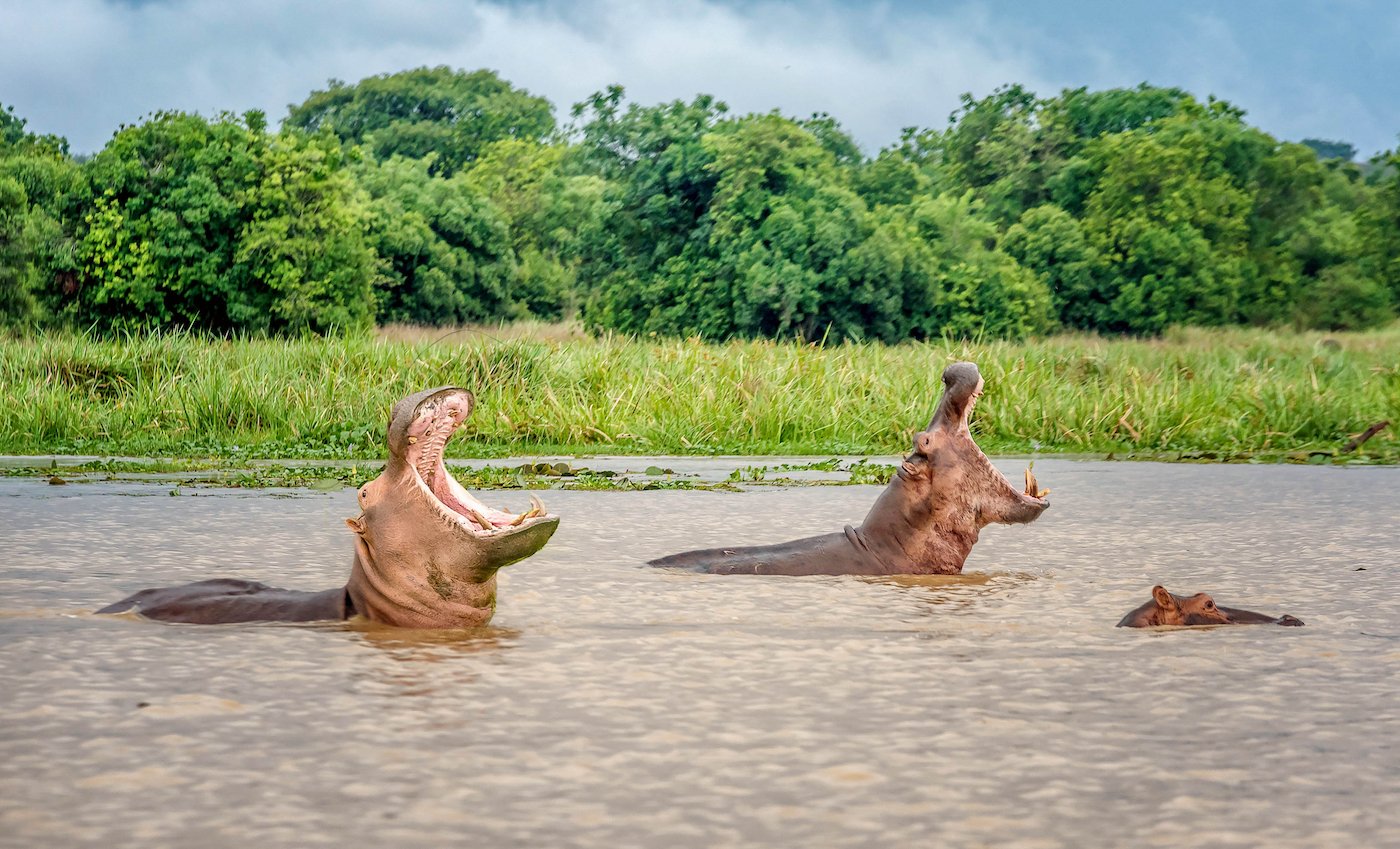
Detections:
1278,615,1305,626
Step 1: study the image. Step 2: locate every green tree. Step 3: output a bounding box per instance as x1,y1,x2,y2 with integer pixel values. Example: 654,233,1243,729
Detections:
853,146,937,209
579,99,1056,342
463,139,610,318
232,130,377,334
78,111,375,334
1040,84,1196,152
569,87,730,298
901,191,1054,338
0,105,86,326
286,67,555,175
580,109,903,341
701,113,878,340
0,103,68,157
1002,204,1103,330
1293,263,1394,330
356,154,517,326
0,104,24,148
799,112,863,166
940,84,1048,225
1060,114,1259,332
1300,138,1357,161
1356,147,1400,310
0,174,34,323
78,111,263,329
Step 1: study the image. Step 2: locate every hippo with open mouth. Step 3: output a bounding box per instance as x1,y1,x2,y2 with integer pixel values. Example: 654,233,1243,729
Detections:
648,362,1049,575
1117,586,1304,628
98,387,558,627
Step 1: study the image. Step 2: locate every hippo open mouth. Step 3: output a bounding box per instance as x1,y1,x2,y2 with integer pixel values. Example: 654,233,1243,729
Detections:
99,384,561,626
403,389,554,536
648,362,1050,576
927,370,1050,506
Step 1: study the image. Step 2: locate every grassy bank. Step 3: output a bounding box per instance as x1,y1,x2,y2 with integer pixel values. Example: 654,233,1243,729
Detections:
1,325,1396,463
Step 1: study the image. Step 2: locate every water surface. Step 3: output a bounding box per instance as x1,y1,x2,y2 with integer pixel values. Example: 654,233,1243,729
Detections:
2,460,1397,847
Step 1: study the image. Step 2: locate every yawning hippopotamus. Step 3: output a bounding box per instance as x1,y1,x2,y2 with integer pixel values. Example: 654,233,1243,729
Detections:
1117,586,1304,627
648,362,1049,575
98,387,558,627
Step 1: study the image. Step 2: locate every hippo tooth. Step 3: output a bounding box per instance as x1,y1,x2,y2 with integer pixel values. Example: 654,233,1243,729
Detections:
464,505,495,531
509,495,547,526
1022,467,1049,498
408,436,418,444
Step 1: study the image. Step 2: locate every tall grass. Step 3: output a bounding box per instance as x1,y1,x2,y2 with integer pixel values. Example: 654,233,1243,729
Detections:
1,325,1396,460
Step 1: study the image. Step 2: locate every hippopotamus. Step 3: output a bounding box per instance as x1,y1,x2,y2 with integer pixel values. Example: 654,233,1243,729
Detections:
98,387,559,627
648,361,1049,575
1117,586,1304,627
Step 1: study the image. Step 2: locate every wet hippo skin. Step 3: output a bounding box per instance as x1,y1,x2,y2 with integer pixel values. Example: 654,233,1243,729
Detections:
98,387,558,627
1118,585,1304,627
648,362,1050,576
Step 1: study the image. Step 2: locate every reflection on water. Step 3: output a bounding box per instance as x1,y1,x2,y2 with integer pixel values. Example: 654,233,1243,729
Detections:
1,460,1399,848
861,571,1036,617
343,623,520,697
343,619,519,654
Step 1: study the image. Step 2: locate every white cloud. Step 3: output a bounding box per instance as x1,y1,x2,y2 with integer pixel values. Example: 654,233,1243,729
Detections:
1,0,1057,153
2,0,1392,156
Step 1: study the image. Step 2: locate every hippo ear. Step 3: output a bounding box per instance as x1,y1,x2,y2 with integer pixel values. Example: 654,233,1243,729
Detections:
345,516,367,535
1152,585,1177,611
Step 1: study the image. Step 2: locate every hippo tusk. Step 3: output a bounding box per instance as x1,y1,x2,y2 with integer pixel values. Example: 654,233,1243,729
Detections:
464,505,496,531
1024,466,1049,498
510,494,547,526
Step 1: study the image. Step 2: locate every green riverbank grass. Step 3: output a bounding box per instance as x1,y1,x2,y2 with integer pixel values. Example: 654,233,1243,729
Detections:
2,325,1396,464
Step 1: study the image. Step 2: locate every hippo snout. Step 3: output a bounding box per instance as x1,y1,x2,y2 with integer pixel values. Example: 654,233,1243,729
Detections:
1277,615,1305,627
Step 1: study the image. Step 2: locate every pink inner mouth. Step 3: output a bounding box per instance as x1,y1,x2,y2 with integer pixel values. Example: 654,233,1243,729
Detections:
404,393,548,533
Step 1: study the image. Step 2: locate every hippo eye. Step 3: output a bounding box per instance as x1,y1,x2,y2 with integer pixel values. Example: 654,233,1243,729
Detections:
1204,600,1215,610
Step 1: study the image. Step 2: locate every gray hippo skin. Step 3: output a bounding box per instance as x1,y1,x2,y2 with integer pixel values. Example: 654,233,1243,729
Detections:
648,362,1050,576
1118,586,1304,627
98,387,558,626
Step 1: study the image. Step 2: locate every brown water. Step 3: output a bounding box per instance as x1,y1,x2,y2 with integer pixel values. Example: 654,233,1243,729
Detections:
2,459,1398,848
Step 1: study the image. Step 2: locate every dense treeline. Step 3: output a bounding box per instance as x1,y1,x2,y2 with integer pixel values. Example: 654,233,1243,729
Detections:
2,69,1397,339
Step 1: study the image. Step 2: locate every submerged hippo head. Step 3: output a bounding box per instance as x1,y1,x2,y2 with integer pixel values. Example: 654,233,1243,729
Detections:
860,362,1050,572
1117,585,1304,628
345,387,559,628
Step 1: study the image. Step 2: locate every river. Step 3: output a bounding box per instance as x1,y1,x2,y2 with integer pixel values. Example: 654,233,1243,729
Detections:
2,459,1397,847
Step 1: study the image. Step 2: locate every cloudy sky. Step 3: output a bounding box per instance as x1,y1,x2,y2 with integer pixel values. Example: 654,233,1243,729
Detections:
3,0,1397,157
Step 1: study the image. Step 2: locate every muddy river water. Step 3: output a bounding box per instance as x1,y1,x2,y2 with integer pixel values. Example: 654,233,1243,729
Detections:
2,459,1398,848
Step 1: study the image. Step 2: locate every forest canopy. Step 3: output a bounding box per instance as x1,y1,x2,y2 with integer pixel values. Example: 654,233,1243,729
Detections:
2,69,1397,339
